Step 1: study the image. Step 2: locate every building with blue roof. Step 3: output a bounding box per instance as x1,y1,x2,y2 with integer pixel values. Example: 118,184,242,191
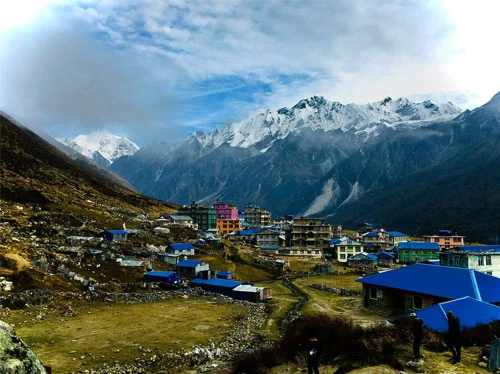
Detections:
386,231,409,245
408,297,500,333
360,232,392,252
440,245,500,277
326,237,363,262
347,253,378,269
167,243,196,256
376,251,396,267
98,230,127,242
176,260,210,278
190,278,243,297
143,271,181,285
396,241,441,264
356,263,500,314
216,271,233,280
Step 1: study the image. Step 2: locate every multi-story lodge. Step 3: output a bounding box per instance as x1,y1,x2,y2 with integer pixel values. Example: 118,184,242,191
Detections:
217,219,243,235
440,245,500,277
285,218,333,249
244,204,271,229
178,202,216,231
423,230,465,249
213,199,239,220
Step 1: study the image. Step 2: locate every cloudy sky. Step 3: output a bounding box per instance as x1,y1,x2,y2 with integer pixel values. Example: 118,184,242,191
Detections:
1,0,499,146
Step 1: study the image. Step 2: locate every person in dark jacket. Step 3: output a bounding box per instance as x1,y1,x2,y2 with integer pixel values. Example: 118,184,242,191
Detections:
446,311,461,364
410,313,424,360
307,336,321,374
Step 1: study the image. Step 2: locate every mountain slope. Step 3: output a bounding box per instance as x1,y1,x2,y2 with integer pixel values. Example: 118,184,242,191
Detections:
0,113,177,211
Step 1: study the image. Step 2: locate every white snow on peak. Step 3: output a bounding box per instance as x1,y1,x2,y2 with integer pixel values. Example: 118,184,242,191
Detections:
58,129,139,163
191,96,462,152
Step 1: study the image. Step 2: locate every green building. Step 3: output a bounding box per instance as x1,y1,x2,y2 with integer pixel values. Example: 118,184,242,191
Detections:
178,202,216,231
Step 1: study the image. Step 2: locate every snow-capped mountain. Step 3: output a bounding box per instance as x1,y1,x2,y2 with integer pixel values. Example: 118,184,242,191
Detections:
109,93,500,243
189,96,462,151
58,130,139,166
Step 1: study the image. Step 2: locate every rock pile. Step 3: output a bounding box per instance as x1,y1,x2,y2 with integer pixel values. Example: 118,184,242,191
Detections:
0,320,48,374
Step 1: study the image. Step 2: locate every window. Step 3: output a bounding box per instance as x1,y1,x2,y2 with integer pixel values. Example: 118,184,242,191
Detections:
355,248,362,252
404,257,410,263
486,255,492,265
414,256,419,263
478,256,484,266
405,250,410,254
453,237,461,242
413,295,423,309
340,254,346,260
370,287,378,299
422,250,428,254
455,257,460,266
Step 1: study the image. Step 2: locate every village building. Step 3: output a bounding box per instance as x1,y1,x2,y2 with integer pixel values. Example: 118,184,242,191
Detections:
423,229,465,249
227,228,261,243
396,241,441,264
385,231,409,246
256,228,281,248
143,271,181,285
167,243,196,256
359,231,392,252
176,259,210,279
178,202,216,231
217,219,243,235
356,263,500,315
98,229,128,242
244,203,271,229
327,237,364,262
439,245,500,276
213,199,239,220
156,252,180,265
285,217,332,249
411,296,500,333
348,252,378,269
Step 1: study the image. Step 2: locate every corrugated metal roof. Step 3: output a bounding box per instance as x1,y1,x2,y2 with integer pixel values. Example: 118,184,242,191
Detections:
170,243,195,251
217,271,233,277
455,245,500,253
356,263,500,303
377,251,395,259
386,231,408,237
410,297,500,333
191,278,242,288
233,284,261,293
176,259,202,268
363,232,379,237
146,271,175,277
349,253,377,261
120,260,145,267
398,242,440,250
106,230,127,235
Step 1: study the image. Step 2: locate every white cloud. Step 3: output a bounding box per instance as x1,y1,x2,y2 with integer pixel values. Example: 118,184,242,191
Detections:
1,0,498,145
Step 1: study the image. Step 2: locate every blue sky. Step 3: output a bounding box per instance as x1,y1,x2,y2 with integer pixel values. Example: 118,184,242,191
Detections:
1,0,499,146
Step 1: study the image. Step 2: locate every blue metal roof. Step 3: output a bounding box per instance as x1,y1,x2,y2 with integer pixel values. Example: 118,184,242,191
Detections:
106,230,127,235
330,238,345,245
377,251,395,259
191,278,242,288
217,271,233,277
176,259,202,268
455,245,500,253
349,253,377,261
409,297,500,333
398,242,440,250
386,231,407,237
356,263,500,303
261,245,279,250
170,243,195,251
363,232,379,237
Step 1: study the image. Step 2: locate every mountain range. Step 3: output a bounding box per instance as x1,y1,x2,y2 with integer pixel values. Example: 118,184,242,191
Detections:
108,93,500,243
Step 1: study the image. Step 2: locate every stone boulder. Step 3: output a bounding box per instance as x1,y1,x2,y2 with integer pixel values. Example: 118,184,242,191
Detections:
0,320,47,373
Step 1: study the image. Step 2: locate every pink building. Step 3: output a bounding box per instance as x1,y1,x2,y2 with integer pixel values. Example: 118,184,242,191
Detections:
214,199,239,220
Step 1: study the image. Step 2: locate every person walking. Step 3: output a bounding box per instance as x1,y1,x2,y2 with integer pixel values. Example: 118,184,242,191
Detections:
410,312,424,360
307,336,321,374
446,311,461,364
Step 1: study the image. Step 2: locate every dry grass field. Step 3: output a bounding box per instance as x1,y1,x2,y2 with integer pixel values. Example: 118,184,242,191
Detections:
3,298,246,373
